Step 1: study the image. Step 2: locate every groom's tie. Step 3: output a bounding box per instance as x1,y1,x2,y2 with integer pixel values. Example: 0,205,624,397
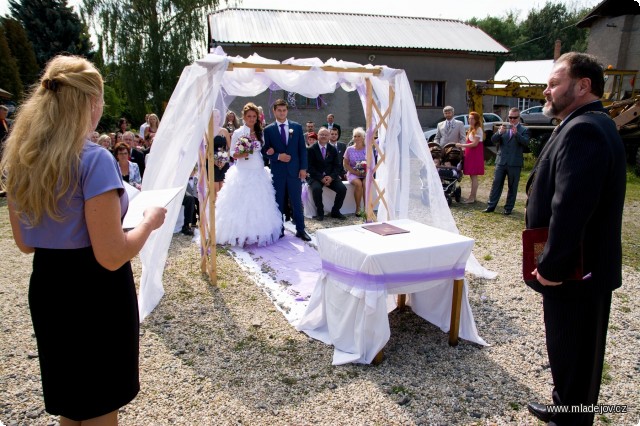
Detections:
279,124,287,145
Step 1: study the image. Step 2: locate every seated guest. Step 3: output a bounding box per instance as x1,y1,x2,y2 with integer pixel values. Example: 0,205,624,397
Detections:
304,121,315,146
144,113,160,143
307,127,347,221
113,142,142,189
329,128,347,180
306,131,318,147
343,127,367,215
97,134,112,152
123,131,146,177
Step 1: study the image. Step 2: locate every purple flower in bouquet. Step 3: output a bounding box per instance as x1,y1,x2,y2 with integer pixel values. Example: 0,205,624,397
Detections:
355,160,367,174
234,135,261,160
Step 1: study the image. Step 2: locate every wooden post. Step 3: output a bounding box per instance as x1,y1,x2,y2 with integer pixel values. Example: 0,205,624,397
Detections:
448,278,464,346
207,115,217,284
198,112,217,284
364,78,376,222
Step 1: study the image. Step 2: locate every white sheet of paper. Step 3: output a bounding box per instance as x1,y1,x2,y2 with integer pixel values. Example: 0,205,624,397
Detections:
123,181,140,200
122,186,183,230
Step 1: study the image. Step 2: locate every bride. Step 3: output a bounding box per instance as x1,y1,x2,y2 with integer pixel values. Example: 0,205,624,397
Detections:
215,102,283,246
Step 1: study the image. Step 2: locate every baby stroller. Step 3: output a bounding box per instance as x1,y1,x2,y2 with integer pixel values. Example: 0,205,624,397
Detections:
421,142,463,206
439,143,464,206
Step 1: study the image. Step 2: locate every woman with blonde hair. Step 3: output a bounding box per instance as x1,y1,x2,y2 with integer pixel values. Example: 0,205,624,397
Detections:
144,113,160,142
343,127,368,215
456,111,484,203
0,55,166,426
97,133,112,151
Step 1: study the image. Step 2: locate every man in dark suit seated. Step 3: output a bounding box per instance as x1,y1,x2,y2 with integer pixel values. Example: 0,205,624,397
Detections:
307,128,347,221
329,127,347,180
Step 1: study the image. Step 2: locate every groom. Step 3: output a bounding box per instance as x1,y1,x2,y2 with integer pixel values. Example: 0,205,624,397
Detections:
263,99,311,241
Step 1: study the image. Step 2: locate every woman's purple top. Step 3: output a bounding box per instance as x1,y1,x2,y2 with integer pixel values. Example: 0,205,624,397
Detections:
345,145,367,182
20,141,127,249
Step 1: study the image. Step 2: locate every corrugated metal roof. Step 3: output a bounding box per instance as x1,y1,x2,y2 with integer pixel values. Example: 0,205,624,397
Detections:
208,8,508,54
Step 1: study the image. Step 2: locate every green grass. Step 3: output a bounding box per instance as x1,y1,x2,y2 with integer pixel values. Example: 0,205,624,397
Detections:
601,360,612,385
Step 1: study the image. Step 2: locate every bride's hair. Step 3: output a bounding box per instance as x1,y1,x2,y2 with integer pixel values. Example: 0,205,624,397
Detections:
242,102,263,142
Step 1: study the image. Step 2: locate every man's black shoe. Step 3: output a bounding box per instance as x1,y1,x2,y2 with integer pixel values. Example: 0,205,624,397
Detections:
483,207,495,213
313,215,324,221
503,209,513,216
279,227,285,239
527,402,552,422
181,226,194,236
296,231,312,242
331,212,347,220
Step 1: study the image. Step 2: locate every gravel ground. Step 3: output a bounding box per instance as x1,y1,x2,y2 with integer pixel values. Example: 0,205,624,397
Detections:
1,166,639,425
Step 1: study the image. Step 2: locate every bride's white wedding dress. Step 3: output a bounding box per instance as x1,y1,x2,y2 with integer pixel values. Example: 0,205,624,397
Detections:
215,125,283,246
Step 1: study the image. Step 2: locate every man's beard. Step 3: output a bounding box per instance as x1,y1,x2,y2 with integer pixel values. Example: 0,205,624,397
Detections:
543,84,576,118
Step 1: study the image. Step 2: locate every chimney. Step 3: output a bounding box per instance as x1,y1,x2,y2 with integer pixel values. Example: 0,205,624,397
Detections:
554,40,561,61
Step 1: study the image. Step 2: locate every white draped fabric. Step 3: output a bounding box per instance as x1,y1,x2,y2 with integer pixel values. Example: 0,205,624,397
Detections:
138,48,495,321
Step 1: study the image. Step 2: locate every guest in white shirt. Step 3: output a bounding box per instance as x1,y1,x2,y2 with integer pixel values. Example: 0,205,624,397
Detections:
139,114,149,139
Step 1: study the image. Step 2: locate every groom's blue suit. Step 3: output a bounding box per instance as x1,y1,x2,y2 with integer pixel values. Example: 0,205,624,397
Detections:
263,120,308,233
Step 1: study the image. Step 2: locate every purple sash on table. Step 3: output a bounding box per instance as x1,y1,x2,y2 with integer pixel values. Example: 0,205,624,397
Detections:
321,260,466,291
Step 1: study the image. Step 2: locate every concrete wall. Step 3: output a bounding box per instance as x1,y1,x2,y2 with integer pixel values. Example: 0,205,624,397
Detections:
217,45,497,139
587,15,640,70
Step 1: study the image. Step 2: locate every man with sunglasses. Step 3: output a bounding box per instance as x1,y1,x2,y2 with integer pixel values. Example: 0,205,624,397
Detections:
484,107,530,215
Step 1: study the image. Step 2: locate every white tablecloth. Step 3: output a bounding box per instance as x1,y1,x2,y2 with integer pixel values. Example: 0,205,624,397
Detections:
295,218,487,364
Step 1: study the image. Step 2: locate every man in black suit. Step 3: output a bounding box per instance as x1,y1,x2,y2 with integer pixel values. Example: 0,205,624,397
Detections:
323,113,341,139
329,127,347,180
524,52,626,426
307,128,347,221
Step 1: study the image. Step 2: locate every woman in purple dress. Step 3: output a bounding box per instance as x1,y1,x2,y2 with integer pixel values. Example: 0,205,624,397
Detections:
1,56,166,426
457,111,484,203
343,127,368,215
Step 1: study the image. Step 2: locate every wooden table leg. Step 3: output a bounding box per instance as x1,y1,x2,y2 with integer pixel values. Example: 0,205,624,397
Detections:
373,349,384,365
448,278,464,346
397,294,406,309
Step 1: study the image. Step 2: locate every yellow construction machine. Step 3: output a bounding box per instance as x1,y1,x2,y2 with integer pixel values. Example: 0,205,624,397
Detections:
466,68,640,173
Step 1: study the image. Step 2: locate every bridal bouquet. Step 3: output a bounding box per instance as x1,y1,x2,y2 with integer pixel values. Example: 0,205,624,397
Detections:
355,160,367,175
234,136,262,160
214,149,229,165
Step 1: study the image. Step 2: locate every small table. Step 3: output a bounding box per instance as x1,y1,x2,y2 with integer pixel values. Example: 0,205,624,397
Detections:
296,219,483,364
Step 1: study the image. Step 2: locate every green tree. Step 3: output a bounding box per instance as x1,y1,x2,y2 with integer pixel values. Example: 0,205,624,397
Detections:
468,1,590,67
0,25,23,100
1,18,40,90
82,0,222,121
9,0,93,68
518,2,590,60
468,12,524,70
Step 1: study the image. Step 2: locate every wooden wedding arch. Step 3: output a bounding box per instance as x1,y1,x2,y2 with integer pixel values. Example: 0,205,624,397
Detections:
197,62,395,284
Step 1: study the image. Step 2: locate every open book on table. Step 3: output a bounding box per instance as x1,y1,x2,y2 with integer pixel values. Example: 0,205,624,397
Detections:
122,183,183,230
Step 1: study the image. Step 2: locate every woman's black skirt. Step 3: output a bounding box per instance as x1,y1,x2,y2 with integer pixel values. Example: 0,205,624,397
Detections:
29,247,139,421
